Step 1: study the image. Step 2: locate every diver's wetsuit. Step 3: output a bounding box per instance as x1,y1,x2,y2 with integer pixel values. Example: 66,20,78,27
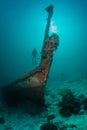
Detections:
32,48,37,65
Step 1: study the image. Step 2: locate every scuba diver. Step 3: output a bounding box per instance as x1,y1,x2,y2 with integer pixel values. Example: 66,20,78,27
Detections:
32,48,37,65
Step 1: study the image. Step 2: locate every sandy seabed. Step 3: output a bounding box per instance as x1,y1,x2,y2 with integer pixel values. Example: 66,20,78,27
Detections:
0,73,87,130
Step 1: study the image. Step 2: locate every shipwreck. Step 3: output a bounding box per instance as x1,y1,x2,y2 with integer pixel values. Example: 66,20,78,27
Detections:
3,5,59,106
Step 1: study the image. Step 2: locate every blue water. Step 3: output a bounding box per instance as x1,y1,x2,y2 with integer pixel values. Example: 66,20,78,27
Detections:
0,0,87,86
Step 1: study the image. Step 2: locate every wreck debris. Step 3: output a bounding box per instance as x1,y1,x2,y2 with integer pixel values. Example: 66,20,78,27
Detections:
3,5,59,106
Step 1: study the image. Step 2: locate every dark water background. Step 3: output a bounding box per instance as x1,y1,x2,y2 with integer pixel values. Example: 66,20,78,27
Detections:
0,0,87,86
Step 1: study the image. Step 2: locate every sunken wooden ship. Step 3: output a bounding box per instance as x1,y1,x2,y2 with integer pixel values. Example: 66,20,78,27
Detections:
3,5,59,106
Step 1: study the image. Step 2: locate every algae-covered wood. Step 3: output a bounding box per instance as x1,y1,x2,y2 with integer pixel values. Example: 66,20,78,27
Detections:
3,5,59,106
